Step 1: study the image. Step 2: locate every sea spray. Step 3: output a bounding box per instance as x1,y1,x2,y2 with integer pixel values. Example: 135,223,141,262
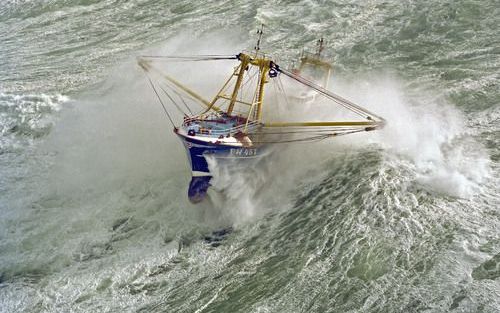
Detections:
319,74,491,198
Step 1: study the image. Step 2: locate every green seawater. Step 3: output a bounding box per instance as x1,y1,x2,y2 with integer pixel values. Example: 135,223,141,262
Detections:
0,1,499,312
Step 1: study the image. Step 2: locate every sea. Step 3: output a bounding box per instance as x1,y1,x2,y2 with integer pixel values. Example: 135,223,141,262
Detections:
1,0,499,312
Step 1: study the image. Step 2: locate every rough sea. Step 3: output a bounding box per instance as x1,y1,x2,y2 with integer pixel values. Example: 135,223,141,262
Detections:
1,0,499,312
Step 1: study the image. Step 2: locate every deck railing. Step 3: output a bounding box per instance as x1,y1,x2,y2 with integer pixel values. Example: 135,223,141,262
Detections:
183,118,261,137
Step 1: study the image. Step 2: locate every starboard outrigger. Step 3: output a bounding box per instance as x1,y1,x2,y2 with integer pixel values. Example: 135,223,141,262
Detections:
138,27,385,203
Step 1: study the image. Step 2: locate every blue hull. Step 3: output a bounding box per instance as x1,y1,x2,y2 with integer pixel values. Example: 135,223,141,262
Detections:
177,134,262,203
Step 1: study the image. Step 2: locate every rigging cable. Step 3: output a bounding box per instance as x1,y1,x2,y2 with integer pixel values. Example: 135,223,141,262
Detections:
146,75,176,127
277,67,385,122
176,90,194,115
249,128,366,144
158,84,188,116
167,85,194,115
138,55,237,62
276,75,291,110
160,76,209,112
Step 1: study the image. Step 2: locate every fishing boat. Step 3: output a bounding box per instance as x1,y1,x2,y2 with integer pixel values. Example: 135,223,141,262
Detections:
290,37,333,103
138,27,385,203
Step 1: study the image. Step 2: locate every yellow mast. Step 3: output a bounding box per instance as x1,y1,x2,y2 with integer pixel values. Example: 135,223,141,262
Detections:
254,59,270,121
249,24,269,121
227,54,250,115
217,51,272,121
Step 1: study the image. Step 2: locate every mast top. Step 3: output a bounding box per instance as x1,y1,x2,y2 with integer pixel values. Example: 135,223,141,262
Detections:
254,24,264,53
316,37,325,58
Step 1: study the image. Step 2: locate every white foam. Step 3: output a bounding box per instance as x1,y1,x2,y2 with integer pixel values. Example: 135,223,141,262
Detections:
325,74,491,198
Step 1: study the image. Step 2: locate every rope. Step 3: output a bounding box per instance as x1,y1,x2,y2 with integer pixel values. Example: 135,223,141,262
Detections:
138,55,237,62
156,78,195,115
238,66,258,105
261,128,364,135
278,67,385,121
172,87,194,115
146,75,176,127
161,78,207,112
249,134,335,144
271,78,281,116
159,84,187,116
249,128,366,144
280,68,366,117
276,75,291,110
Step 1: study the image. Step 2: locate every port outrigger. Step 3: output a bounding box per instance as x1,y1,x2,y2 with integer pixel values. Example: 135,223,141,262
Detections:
138,27,385,202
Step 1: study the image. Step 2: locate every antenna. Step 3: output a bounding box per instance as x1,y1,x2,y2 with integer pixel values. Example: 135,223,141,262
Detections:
254,24,264,52
316,37,325,57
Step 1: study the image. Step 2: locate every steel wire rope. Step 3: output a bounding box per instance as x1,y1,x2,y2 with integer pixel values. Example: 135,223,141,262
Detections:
138,55,237,61
168,85,194,115
142,58,227,115
278,67,383,120
276,75,291,115
240,66,259,100
249,134,334,144
250,128,366,144
158,84,188,117
270,78,288,139
260,128,363,134
159,76,209,113
145,75,175,127
270,80,283,119
199,66,241,115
